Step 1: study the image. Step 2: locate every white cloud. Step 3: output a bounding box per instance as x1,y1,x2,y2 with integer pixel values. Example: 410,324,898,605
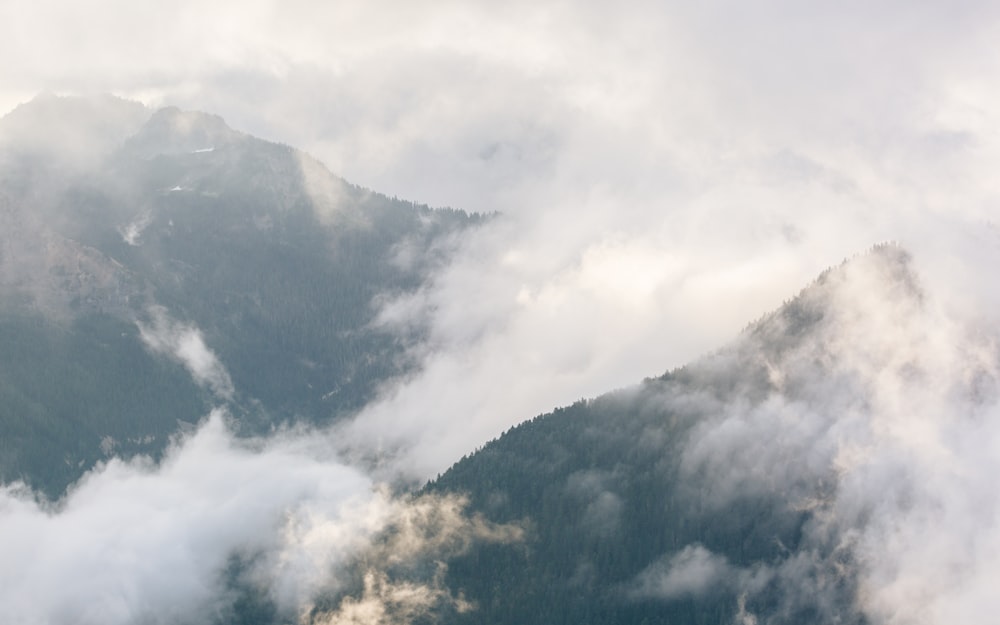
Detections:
0,411,379,625
137,306,235,400
670,242,1000,623
0,411,520,625
629,544,739,600
293,2,1000,490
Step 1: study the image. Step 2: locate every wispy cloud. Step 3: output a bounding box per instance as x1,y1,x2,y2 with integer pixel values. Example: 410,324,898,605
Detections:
137,306,235,400
309,493,523,625
628,544,770,601
660,244,1000,623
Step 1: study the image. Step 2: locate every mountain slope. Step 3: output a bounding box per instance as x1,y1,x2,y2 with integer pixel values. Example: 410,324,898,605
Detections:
402,244,961,625
0,95,483,496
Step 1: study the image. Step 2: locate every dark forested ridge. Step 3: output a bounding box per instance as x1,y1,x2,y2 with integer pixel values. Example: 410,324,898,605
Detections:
413,245,919,625
0,94,483,496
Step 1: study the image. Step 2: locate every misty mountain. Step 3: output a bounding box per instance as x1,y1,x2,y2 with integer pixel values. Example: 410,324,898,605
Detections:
304,244,963,625
0,94,482,496
4,95,994,625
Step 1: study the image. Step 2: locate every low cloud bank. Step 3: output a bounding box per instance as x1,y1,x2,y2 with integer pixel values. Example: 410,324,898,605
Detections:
0,412,371,624
0,411,521,625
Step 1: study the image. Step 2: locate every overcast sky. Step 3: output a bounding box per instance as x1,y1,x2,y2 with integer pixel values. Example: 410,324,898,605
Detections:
4,3,1000,623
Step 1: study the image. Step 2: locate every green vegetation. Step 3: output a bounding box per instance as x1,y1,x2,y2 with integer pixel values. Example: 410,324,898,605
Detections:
0,312,206,494
409,251,915,625
0,102,483,497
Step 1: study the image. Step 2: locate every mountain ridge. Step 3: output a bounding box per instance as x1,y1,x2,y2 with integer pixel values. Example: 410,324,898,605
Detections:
388,242,927,625
0,94,484,497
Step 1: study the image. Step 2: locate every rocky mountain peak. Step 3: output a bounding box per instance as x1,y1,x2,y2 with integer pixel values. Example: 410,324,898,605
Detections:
122,106,244,159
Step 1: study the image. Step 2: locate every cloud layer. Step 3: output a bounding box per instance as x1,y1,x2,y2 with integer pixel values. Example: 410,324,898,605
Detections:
0,412,376,624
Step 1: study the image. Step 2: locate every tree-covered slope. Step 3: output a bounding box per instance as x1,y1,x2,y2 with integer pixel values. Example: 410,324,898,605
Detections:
422,245,926,625
0,95,483,496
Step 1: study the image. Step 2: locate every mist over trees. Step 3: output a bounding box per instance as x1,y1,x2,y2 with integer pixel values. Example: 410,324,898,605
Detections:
0,95,483,497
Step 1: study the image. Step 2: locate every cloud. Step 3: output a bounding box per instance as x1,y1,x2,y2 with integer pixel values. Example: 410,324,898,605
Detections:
308,492,523,625
663,243,1000,623
564,470,624,538
302,0,1000,481
310,569,471,625
0,92,149,168
6,8,1000,457
628,543,776,606
0,411,523,625
0,411,378,624
629,544,737,600
137,305,235,400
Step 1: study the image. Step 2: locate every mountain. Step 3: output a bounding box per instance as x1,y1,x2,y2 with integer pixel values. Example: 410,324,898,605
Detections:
305,244,950,625
4,95,985,625
0,95,483,497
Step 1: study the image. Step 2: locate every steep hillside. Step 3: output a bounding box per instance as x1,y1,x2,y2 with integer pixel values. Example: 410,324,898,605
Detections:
0,95,483,496
409,244,936,625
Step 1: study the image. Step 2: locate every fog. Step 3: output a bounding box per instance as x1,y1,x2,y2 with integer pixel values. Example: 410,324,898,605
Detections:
0,411,380,624
0,410,520,624
3,1,1000,623
655,242,1000,623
